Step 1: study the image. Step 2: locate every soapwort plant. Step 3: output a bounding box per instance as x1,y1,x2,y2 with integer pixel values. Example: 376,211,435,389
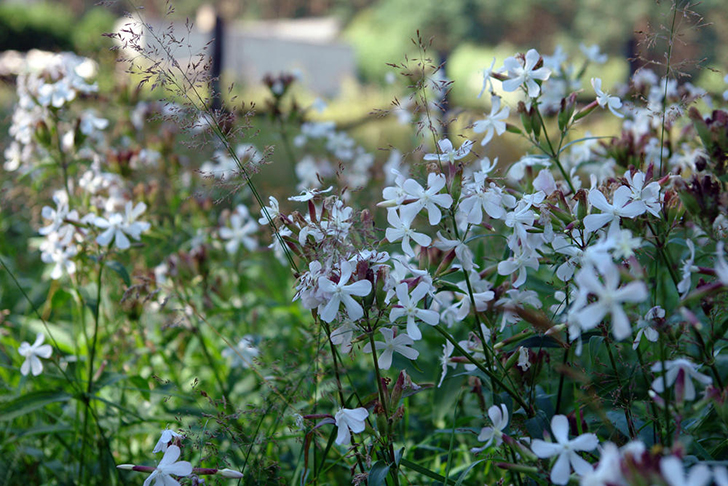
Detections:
2,1,728,485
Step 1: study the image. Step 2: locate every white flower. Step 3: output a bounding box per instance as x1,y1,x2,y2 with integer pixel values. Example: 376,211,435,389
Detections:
143,445,193,486
334,407,368,446
289,186,333,202
651,358,712,402
220,205,258,254
659,456,712,486
477,57,500,98
222,336,260,368
152,428,184,453
583,186,645,234
41,240,77,280
434,231,476,272
37,78,76,108
502,49,551,98
573,263,648,341
363,327,419,370
531,414,599,485
517,346,531,371
438,341,456,388
632,306,663,350
459,174,516,224
580,44,608,64
330,320,357,353
591,78,623,118
317,260,372,323
18,333,53,376
385,205,432,258
476,404,509,449
423,138,473,163
258,196,281,225
402,173,453,226
624,170,661,217
79,111,109,135
389,281,439,340
579,442,623,486
122,201,151,241
95,201,150,250
473,96,509,147
497,246,539,288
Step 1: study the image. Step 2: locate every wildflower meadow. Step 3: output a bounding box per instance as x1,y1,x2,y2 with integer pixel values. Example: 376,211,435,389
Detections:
2,1,728,485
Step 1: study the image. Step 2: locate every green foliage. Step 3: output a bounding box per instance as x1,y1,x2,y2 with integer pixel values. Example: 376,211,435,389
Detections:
0,2,75,52
0,3,114,55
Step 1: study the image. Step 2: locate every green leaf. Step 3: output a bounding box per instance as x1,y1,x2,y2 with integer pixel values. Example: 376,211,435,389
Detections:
367,461,390,486
400,458,475,486
129,375,151,400
454,460,484,486
0,390,72,422
105,260,131,286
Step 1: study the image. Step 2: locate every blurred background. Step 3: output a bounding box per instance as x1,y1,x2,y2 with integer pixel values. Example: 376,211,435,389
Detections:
2,0,727,102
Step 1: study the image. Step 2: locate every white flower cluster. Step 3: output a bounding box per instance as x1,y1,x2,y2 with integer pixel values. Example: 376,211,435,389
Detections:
5,51,103,174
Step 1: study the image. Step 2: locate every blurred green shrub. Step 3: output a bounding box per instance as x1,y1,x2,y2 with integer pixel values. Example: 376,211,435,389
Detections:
0,3,114,55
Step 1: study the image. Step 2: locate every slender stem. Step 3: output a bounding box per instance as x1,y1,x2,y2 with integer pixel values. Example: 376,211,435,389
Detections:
320,319,366,474
659,335,672,446
81,255,104,483
603,332,637,438
366,331,400,485
635,346,664,445
658,0,680,176
534,107,575,193
555,344,570,414
433,325,533,416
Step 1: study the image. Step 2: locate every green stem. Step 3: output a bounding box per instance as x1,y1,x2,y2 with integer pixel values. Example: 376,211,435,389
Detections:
433,325,533,416
534,107,575,193
603,332,637,438
81,255,104,484
366,331,401,486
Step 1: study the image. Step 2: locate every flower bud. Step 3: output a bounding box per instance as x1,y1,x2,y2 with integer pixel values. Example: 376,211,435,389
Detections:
558,92,577,132
518,101,532,135
34,120,52,148
573,100,598,121
218,468,244,479
529,105,541,140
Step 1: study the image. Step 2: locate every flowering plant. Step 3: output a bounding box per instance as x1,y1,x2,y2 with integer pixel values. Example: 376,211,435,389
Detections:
2,2,728,485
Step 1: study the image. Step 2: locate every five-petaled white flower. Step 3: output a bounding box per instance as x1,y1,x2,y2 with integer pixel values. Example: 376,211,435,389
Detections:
94,201,150,250
591,78,623,118
531,414,599,485
651,358,712,402
385,205,432,258
389,281,439,340
584,186,645,234
334,407,368,446
476,404,509,449
502,49,551,98
423,138,473,164
402,173,453,226
317,260,372,323
220,205,258,254
143,445,193,486
473,96,510,147
18,333,53,376
363,327,419,370
574,263,648,341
